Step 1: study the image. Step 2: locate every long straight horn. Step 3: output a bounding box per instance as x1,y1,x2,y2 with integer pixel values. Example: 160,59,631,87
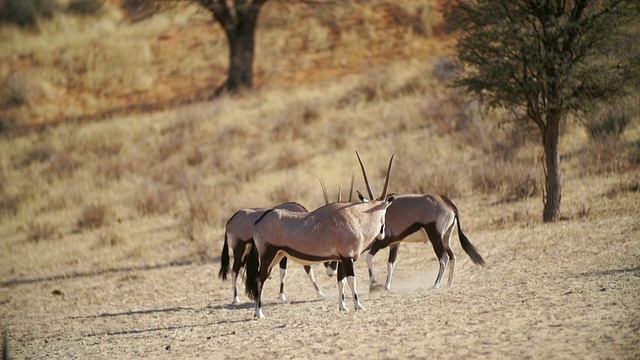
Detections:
338,185,342,202
355,151,376,200
319,178,330,204
348,171,355,202
380,153,395,199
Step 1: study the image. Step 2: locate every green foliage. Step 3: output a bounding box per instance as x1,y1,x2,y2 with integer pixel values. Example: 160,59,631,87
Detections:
0,0,56,28
446,0,640,126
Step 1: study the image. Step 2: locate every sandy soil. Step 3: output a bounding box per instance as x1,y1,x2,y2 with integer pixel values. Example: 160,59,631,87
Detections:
1,191,639,359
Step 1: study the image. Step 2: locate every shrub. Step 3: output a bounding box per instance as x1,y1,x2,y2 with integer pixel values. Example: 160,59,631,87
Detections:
94,230,124,247
120,0,159,22
583,137,634,175
22,143,55,166
0,72,35,107
46,151,81,178
77,203,109,230
0,192,21,219
0,0,56,28
471,159,540,201
23,221,60,242
586,105,631,142
135,186,174,216
67,0,104,16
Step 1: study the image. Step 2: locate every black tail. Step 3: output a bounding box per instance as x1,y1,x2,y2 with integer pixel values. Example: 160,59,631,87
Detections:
458,223,485,266
442,195,485,266
218,232,231,280
244,242,260,300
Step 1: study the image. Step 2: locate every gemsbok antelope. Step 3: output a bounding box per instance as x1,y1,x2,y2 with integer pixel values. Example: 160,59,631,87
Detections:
244,152,395,319
357,178,485,290
219,202,333,305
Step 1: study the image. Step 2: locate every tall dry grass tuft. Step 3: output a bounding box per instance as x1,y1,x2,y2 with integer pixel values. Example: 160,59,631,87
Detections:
0,191,21,219
135,184,175,216
21,220,61,242
580,101,639,175
471,160,541,202
76,202,110,230
93,229,124,248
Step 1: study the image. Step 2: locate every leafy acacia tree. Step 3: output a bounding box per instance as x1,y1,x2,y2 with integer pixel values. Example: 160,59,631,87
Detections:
197,0,269,94
446,0,640,222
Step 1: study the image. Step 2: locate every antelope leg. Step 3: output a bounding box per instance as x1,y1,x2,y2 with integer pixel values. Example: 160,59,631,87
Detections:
384,244,399,290
337,261,349,311
342,257,365,310
278,257,287,301
304,265,326,299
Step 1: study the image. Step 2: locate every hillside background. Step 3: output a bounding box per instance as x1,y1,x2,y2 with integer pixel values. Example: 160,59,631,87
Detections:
0,1,639,357
1,0,638,277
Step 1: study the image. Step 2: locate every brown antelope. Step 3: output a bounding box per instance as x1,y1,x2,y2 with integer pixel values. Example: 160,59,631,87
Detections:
244,152,395,319
219,202,333,305
357,189,485,290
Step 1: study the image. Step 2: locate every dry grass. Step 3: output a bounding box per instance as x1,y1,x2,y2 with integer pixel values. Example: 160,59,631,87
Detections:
0,1,639,358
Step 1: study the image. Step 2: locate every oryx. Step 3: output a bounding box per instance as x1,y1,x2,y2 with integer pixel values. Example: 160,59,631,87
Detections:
244,152,395,319
219,202,333,305
357,181,485,290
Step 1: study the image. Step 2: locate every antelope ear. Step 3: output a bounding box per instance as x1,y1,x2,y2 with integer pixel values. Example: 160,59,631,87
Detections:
385,194,395,204
357,190,369,203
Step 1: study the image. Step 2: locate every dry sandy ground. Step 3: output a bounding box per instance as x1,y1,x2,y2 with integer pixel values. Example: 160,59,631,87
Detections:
1,183,639,359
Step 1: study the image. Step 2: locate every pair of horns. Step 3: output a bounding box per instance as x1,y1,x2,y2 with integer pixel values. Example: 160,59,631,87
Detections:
355,151,394,201
320,173,355,204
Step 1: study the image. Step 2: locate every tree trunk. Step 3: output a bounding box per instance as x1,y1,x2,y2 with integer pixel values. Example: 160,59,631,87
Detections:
226,24,256,93
542,115,562,222
223,2,265,94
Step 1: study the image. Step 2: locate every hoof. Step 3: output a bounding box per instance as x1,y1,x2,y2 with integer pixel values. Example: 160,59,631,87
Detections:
278,293,287,301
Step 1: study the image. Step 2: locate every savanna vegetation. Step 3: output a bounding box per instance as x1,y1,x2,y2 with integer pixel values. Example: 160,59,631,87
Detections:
0,0,638,358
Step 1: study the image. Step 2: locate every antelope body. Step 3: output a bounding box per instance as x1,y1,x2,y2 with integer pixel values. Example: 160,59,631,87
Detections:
360,192,485,290
244,152,395,319
219,202,331,304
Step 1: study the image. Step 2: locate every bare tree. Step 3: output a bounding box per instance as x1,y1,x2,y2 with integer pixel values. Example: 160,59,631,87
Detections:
446,0,640,222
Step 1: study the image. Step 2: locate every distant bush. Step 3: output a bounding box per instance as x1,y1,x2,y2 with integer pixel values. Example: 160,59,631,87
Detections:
0,72,35,107
94,230,124,247
23,221,61,242
0,192,20,219
120,0,175,22
135,186,174,216
471,159,540,202
0,0,56,28
586,105,631,142
67,0,103,16
77,203,109,230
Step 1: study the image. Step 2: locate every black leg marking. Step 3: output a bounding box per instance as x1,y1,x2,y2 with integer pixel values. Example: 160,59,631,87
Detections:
279,257,288,271
341,257,356,278
388,244,399,264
